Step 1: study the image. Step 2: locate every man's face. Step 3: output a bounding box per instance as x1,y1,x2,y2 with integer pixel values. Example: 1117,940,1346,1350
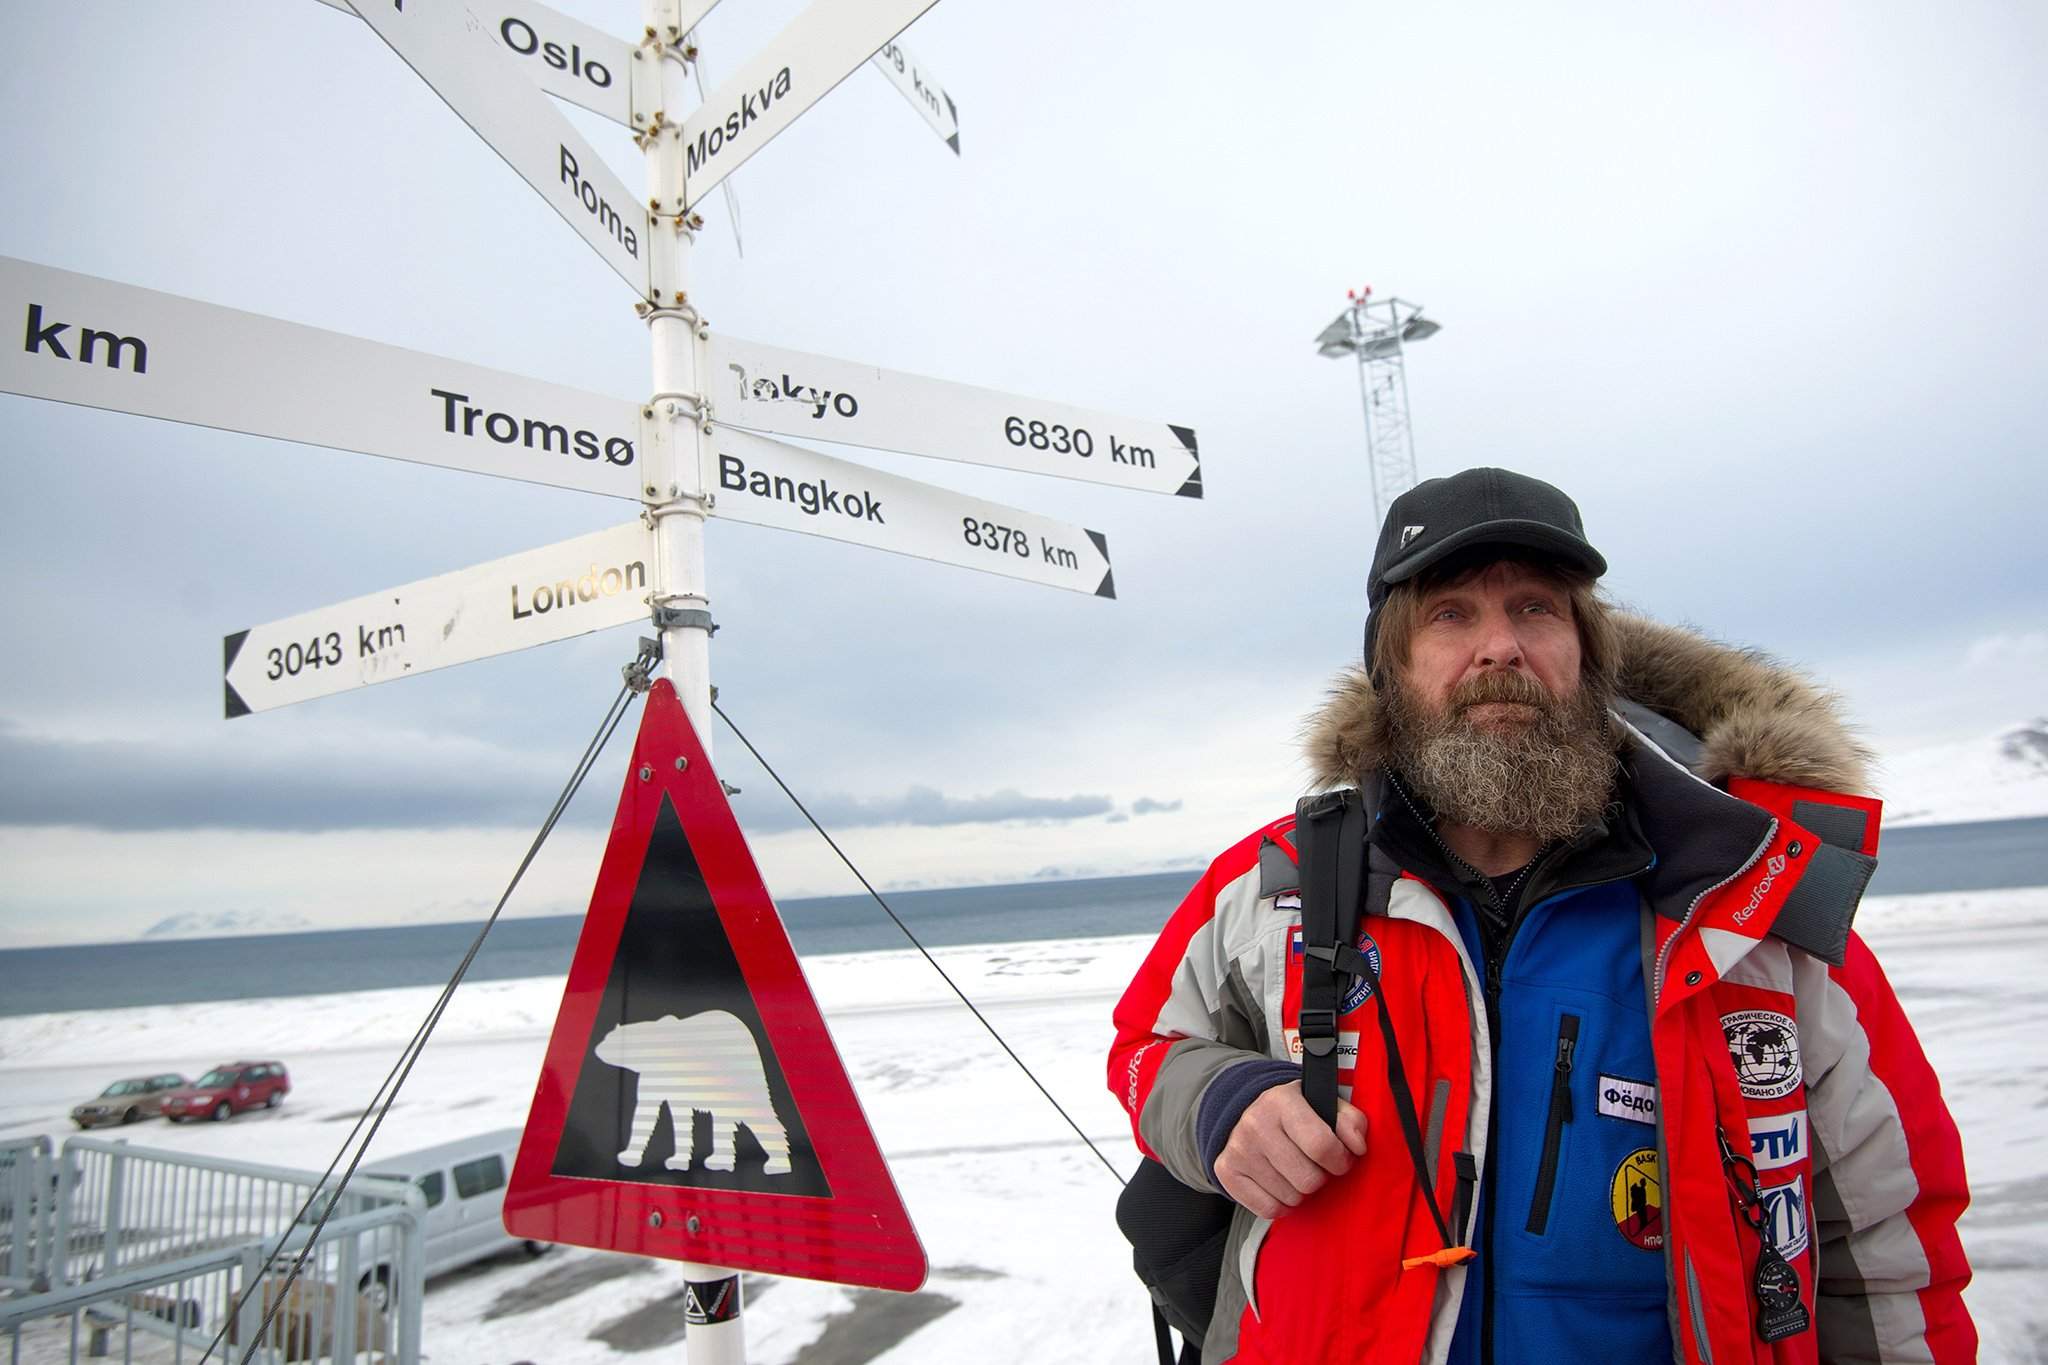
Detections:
1399,560,1583,726
1382,558,1615,842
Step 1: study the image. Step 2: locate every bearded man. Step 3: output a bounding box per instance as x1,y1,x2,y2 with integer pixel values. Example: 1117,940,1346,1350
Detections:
1110,468,1973,1365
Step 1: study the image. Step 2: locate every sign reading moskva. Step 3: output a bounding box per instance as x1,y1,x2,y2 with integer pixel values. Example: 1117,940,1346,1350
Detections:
673,0,942,212
223,519,653,716
706,334,1201,497
345,0,660,299
0,257,643,499
704,428,1115,597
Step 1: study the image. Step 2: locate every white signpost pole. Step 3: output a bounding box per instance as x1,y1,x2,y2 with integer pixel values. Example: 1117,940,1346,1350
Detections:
639,16,746,1363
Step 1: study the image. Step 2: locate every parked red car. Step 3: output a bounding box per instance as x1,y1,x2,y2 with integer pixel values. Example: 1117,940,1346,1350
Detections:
162,1061,290,1122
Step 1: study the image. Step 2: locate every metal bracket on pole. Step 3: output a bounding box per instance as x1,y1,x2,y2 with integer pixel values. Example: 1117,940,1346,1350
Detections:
652,604,716,634
627,45,667,140
623,637,663,693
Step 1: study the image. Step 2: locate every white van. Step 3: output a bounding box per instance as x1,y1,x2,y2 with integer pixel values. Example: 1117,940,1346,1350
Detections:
298,1128,543,1307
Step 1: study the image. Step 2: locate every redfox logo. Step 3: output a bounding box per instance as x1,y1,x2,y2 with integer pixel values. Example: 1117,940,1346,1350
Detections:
1733,852,1790,926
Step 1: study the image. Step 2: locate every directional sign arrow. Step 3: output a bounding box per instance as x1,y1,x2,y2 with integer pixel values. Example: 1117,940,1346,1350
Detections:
706,334,1201,498
672,0,942,212
705,428,1114,597
312,0,641,128
0,256,644,499
223,520,653,716
871,37,958,153
346,0,662,300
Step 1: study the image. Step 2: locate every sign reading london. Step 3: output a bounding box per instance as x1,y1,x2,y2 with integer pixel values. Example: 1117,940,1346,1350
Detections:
705,427,1115,597
708,334,1201,497
1,257,642,499
223,520,652,716
346,0,661,300
673,0,942,212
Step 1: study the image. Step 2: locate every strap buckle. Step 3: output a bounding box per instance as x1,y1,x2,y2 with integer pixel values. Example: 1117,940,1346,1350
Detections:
1298,1008,1338,1056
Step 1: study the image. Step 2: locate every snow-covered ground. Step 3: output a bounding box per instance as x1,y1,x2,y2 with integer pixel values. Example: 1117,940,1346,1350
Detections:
4,891,2044,1363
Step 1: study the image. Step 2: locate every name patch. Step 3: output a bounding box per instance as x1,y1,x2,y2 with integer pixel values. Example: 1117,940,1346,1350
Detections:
1598,1075,1658,1125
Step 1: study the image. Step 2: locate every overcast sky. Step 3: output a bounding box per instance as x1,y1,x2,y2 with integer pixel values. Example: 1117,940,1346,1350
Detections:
3,0,2043,947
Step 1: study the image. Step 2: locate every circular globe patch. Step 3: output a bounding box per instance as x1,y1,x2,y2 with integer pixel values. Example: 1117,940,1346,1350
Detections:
1722,1009,1803,1100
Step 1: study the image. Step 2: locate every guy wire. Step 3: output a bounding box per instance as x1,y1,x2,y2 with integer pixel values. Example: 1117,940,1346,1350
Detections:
711,698,1129,1189
207,680,639,1364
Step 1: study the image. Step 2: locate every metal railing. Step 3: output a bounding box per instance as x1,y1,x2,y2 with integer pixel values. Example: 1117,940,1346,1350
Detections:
1,1139,422,1365
1,1138,55,1294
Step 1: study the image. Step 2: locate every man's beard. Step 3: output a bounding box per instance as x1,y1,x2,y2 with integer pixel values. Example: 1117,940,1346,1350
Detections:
1384,668,1620,843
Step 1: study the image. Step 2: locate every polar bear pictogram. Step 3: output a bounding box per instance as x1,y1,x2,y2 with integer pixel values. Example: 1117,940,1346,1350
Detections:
594,1009,793,1175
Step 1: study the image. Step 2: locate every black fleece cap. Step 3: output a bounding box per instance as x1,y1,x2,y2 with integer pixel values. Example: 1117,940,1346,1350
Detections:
1364,467,1606,663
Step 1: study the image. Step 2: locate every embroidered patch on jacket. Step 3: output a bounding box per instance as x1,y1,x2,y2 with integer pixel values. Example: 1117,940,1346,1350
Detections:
1339,933,1382,1012
1597,1075,1658,1125
1722,1009,1803,1100
1610,1147,1665,1251
1759,1174,1810,1258
1747,1111,1806,1172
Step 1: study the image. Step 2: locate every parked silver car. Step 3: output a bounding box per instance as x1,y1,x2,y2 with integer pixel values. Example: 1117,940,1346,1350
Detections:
70,1073,187,1128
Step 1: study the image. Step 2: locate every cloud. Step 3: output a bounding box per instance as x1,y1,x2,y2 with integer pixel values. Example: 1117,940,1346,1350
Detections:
1962,631,2048,670
734,784,1114,833
1131,797,1183,815
0,719,595,832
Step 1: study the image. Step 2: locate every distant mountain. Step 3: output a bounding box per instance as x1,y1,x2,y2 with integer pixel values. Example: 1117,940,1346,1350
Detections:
1878,719,2048,827
141,909,315,940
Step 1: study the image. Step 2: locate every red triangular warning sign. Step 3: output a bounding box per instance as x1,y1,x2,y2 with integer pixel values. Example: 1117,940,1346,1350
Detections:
505,680,926,1291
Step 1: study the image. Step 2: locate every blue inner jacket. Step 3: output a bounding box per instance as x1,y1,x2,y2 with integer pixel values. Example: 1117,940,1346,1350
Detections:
1447,879,1673,1364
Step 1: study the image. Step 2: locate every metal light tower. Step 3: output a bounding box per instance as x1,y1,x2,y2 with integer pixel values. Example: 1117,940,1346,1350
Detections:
1315,287,1441,522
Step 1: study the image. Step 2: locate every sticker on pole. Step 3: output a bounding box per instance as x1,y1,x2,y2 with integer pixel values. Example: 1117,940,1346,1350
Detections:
506,679,925,1290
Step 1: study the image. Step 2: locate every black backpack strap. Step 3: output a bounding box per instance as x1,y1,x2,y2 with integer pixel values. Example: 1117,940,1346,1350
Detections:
1295,789,1366,1127
1294,788,1475,1266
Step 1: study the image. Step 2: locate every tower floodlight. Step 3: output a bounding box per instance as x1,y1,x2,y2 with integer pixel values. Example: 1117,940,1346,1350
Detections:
1315,287,1440,522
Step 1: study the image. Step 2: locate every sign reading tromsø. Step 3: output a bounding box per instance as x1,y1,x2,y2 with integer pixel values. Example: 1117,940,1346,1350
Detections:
313,0,639,128
224,520,652,716
707,334,1201,498
872,38,958,152
673,0,941,212
0,257,643,500
347,0,662,300
705,427,1115,597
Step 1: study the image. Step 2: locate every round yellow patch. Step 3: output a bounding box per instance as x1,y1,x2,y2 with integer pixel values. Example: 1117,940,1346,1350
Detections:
1610,1147,1665,1251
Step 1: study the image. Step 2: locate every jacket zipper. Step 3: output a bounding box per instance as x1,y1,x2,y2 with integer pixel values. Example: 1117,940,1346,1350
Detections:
1524,1013,1580,1235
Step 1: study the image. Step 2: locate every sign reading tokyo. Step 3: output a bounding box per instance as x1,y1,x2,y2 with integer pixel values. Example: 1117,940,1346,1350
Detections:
224,520,652,716
705,427,1116,597
673,0,943,212
0,258,643,500
506,680,926,1290
707,334,1202,498
346,0,662,300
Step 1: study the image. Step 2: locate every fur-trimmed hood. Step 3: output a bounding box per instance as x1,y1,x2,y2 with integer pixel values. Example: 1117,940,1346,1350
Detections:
1304,613,1873,794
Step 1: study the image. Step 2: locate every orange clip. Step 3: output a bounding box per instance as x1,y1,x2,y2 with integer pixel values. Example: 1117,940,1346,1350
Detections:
1401,1246,1478,1271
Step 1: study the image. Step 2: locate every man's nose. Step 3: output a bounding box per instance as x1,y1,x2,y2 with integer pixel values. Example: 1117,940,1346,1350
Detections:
1473,613,1525,670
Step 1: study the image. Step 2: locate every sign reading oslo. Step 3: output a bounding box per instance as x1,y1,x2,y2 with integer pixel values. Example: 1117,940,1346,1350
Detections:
708,333,1200,498
706,426,1117,597
224,520,653,716
506,680,925,1291
346,0,662,300
1,257,643,500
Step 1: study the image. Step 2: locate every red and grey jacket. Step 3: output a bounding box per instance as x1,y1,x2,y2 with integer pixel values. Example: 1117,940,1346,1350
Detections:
1108,616,1973,1364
